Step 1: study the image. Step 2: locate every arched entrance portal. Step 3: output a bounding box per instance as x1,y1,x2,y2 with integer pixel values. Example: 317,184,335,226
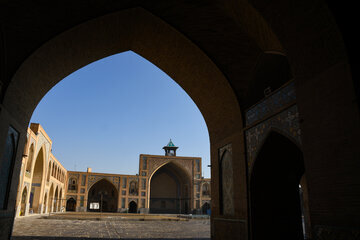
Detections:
29,147,45,214
250,131,305,240
87,179,118,212
128,201,137,213
20,187,28,216
150,162,190,214
202,202,210,215
66,198,76,212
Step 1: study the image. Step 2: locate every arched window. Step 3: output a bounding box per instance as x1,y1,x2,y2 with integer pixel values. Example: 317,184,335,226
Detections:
68,178,78,192
129,180,138,195
25,144,34,173
202,183,210,196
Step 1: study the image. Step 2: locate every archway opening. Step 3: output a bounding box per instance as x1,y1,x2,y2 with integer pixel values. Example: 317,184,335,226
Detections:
58,189,63,212
128,201,137,213
48,184,54,213
53,187,58,212
250,131,305,240
20,187,28,216
150,162,191,214
87,179,118,213
201,202,210,215
29,147,45,214
66,198,76,212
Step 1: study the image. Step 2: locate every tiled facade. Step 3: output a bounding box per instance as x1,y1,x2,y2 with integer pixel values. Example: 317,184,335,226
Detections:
66,153,211,213
15,124,210,215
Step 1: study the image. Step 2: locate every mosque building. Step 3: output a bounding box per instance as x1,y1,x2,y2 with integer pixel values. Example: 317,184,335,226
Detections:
15,123,211,216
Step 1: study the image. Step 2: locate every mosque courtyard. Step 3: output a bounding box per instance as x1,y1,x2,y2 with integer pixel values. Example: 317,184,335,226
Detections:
11,213,210,240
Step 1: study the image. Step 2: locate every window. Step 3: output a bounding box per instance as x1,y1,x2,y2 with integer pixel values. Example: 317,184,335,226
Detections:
196,200,200,208
141,192,146,197
121,198,126,208
129,181,138,195
196,174,201,179
202,183,210,196
68,178,77,192
80,188,85,193
141,171,146,176
122,190,126,195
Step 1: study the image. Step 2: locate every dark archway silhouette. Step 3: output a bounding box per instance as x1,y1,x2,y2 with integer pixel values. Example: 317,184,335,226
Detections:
250,131,305,240
202,202,210,215
66,198,76,212
129,201,137,213
87,179,118,212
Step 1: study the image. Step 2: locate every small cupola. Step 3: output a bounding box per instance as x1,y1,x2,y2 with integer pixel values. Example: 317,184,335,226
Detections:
163,139,178,156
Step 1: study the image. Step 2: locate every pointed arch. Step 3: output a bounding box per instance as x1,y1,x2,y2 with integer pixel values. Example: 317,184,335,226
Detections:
58,188,63,212
149,161,191,214
87,178,118,212
128,201,137,213
250,131,305,240
20,186,28,216
29,145,46,213
25,144,35,173
53,186,59,212
219,148,234,216
66,198,76,212
48,184,54,212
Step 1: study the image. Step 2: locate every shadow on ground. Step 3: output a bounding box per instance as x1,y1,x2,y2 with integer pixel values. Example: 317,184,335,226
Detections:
12,237,210,240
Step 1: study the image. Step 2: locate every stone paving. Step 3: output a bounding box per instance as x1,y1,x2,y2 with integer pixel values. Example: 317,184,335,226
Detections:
11,214,210,240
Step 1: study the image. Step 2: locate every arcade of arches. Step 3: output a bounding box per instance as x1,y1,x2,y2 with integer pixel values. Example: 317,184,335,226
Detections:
0,1,359,240
64,140,210,214
16,129,211,215
15,124,66,216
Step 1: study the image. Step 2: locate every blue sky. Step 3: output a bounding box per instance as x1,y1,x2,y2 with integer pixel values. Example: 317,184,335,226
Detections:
30,51,211,178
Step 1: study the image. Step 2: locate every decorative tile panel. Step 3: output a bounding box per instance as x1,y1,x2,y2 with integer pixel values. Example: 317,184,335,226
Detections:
219,144,234,216
245,81,296,125
246,105,301,171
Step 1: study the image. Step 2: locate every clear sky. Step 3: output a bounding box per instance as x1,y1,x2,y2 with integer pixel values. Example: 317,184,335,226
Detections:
30,51,211,178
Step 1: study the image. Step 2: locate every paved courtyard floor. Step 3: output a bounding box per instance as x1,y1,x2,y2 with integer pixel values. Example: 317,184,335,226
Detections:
11,214,210,240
